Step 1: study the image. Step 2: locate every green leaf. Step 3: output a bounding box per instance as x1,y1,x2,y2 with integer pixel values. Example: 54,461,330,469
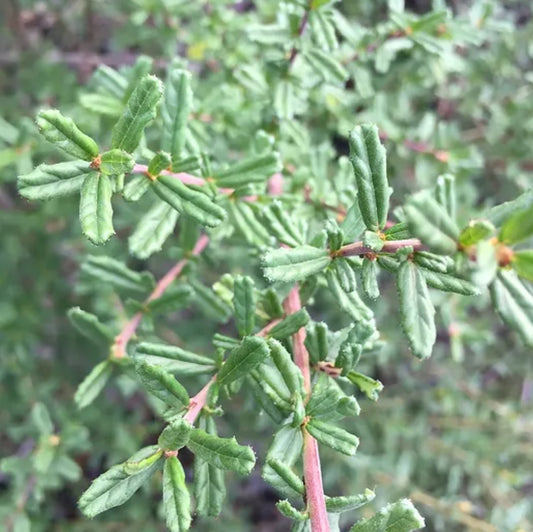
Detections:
307,374,360,418
458,219,494,247
135,343,216,375
490,270,533,347
419,269,479,296
349,124,389,231
499,207,533,244
79,456,161,518
268,339,304,396
74,361,113,409
123,174,151,201
79,172,114,245
162,69,192,165
362,258,380,299
341,199,366,242
306,419,359,456
435,173,456,220
187,428,255,475
268,308,309,340
397,260,436,359
99,149,134,175
163,456,192,532
335,336,362,376
277,500,308,521
124,55,153,102
514,250,533,281
363,230,384,252
148,151,172,177
151,175,226,227
326,488,375,513
303,49,348,84
80,93,123,117
404,191,459,255
385,222,411,241
36,109,99,161
190,280,232,323
146,286,192,314
332,258,358,293
346,371,383,401
263,424,303,497
349,499,425,532
135,361,190,409
233,276,256,337
305,322,329,363
81,255,154,295
67,307,114,346
486,189,533,225
214,152,281,188
111,75,163,153
217,336,270,387
274,79,295,120
129,201,179,259
32,402,53,436
158,418,192,451
267,459,304,495
18,161,92,200
262,200,305,247
262,246,332,283
326,270,374,322
194,416,226,517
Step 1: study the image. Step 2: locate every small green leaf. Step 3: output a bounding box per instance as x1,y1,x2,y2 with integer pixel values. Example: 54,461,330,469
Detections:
158,418,192,451
18,161,92,200
326,270,374,322
348,499,425,532
486,189,533,225
67,307,113,346
349,124,389,231
397,260,436,359
335,337,362,376
123,174,151,201
162,69,192,165
163,456,192,532
419,269,479,296
233,276,256,337
187,428,255,475
263,246,332,283
75,360,113,409
146,286,192,314
363,230,384,252
79,172,114,245
490,269,533,347
276,500,308,521
385,222,411,241
404,191,459,255
306,419,359,456
194,416,226,517
305,322,329,363
124,55,153,102
262,200,305,247
129,201,179,259
268,308,309,340
499,207,533,244
217,336,270,386
190,280,232,323
514,250,533,281
267,459,304,495
268,339,304,396
346,371,383,401
341,199,366,242
148,151,172,177
99,149,134,175
459,219,495,247
435,173,456,220
81,255,154,295
36,109,99,161
362,258,380,299
214,152,281,188
31,402,53,436
303,49,348,84
332,258,358,293
136,343,216,375
152,175,226,227
326,488,375,513
79,455,161,518
135,361,190,409
111,75,163,153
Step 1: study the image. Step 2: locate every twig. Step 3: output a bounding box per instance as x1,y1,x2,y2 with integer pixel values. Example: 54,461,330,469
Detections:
284,286,329,532
184,376,216,424
288,4,311,68
335,238,425,257
113,234,210,358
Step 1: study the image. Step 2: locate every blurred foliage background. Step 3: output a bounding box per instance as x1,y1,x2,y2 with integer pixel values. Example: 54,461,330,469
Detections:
1,0,532,531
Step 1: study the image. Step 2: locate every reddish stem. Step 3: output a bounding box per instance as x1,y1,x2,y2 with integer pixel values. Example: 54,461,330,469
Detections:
184,376,216,424
113,234,210,358
283,286,329,532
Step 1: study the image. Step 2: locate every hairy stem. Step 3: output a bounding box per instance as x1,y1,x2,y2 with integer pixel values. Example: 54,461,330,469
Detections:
113,234,210,357
284,286,329,532
336,237,425,257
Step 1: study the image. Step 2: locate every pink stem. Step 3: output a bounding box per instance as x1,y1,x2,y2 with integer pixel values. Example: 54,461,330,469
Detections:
183,376,216,424
283,286,329,532
113,234,210,358
337,237,425,257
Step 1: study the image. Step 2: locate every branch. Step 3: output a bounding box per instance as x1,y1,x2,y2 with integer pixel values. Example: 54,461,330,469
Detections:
288,4,311,68
335,238,426,257
113,234,210,358
283,286,329,532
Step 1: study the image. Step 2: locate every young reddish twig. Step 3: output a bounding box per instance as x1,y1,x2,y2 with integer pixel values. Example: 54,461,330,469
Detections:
113,234,210,358
335,237,426,257
284,286,330,532
184,376,216,424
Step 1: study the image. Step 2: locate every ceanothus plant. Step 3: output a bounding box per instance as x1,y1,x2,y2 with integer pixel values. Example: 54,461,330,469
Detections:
16,2,533,532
